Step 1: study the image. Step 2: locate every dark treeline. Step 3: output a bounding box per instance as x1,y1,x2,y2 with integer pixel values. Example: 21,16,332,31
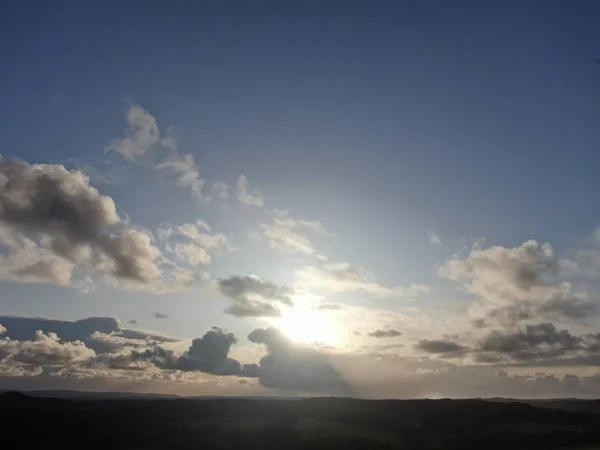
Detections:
1,392,600,449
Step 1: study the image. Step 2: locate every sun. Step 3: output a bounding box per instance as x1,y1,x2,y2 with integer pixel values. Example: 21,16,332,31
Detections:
275,303,341,346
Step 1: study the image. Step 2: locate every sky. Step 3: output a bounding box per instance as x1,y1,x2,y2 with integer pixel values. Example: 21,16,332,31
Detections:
1,0,600,398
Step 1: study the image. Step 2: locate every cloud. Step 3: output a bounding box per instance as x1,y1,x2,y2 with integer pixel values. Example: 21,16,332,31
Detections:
428,231,442,245
416,339,466,356
158,220,235,267
0,316,175,351
474,323,583,363
109,104,216,201
247,327,353,395
0,329,96,366
236,175,264,207
0,324,6,335
156,152,204,200
151,311,169,320
132,326,257,377
84,331,151,355
439,240,593,325
367,329,402,338
99,229,162,283
250,210,327,255
0,157,174,288
0,316,122,342
176,327,242,375
218,275,293,317
295,262,411,298
208,182,229,200
224,301,282,318
313,301,345,311
106,105,160,162
0,227,75,285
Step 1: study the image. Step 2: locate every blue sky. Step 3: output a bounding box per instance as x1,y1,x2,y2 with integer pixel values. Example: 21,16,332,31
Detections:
1,1,600,397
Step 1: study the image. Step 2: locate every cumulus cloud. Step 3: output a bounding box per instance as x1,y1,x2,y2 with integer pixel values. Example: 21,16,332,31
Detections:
0,157,175,288
84,331,151,355
0,330,95,366
218,275,293,317
236,175,264,207
474,323,583,363
107,105,160,162
439,240,593,326
247,327,353,395
0,227,75,285
176,327,241,375
367,329,402,338
0,324,6,335
132,326,257,377
151,311,169,320
250,210,327,255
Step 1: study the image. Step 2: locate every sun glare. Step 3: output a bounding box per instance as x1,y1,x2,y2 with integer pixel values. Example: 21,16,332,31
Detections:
275,303,341,346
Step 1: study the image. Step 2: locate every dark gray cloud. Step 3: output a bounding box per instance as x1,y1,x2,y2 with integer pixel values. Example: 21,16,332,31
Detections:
218,275,293,317
151,311,169,319
367,329,402,338
538,295,596,319
177,327,241,375
247,327,354,395
133,327,257,377
0,316,121,342
475,323,583,362
0,157,162,285
224,300,282,318
416,339,467,356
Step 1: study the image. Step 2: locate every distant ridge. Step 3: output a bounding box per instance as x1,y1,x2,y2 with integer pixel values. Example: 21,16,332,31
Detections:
0,389,303,401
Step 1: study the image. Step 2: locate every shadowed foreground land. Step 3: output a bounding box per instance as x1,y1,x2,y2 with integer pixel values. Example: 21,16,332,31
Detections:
2,392,600,449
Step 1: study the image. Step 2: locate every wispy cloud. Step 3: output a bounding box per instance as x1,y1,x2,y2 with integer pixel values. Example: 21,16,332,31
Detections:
107,105,160,162
236,175,265,206
250,210,327,255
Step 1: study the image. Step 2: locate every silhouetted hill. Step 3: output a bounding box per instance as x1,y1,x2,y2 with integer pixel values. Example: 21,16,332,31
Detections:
1,393,599,449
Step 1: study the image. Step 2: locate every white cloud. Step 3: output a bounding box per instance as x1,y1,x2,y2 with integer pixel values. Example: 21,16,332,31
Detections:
156,152,205,200
158,220,235,267
295,262,425,298
236,175,265,207
250,210,327,255
0,330,96,366
106,105,160,162
428,231,442,245
439,240,595,326
209,181,229,200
